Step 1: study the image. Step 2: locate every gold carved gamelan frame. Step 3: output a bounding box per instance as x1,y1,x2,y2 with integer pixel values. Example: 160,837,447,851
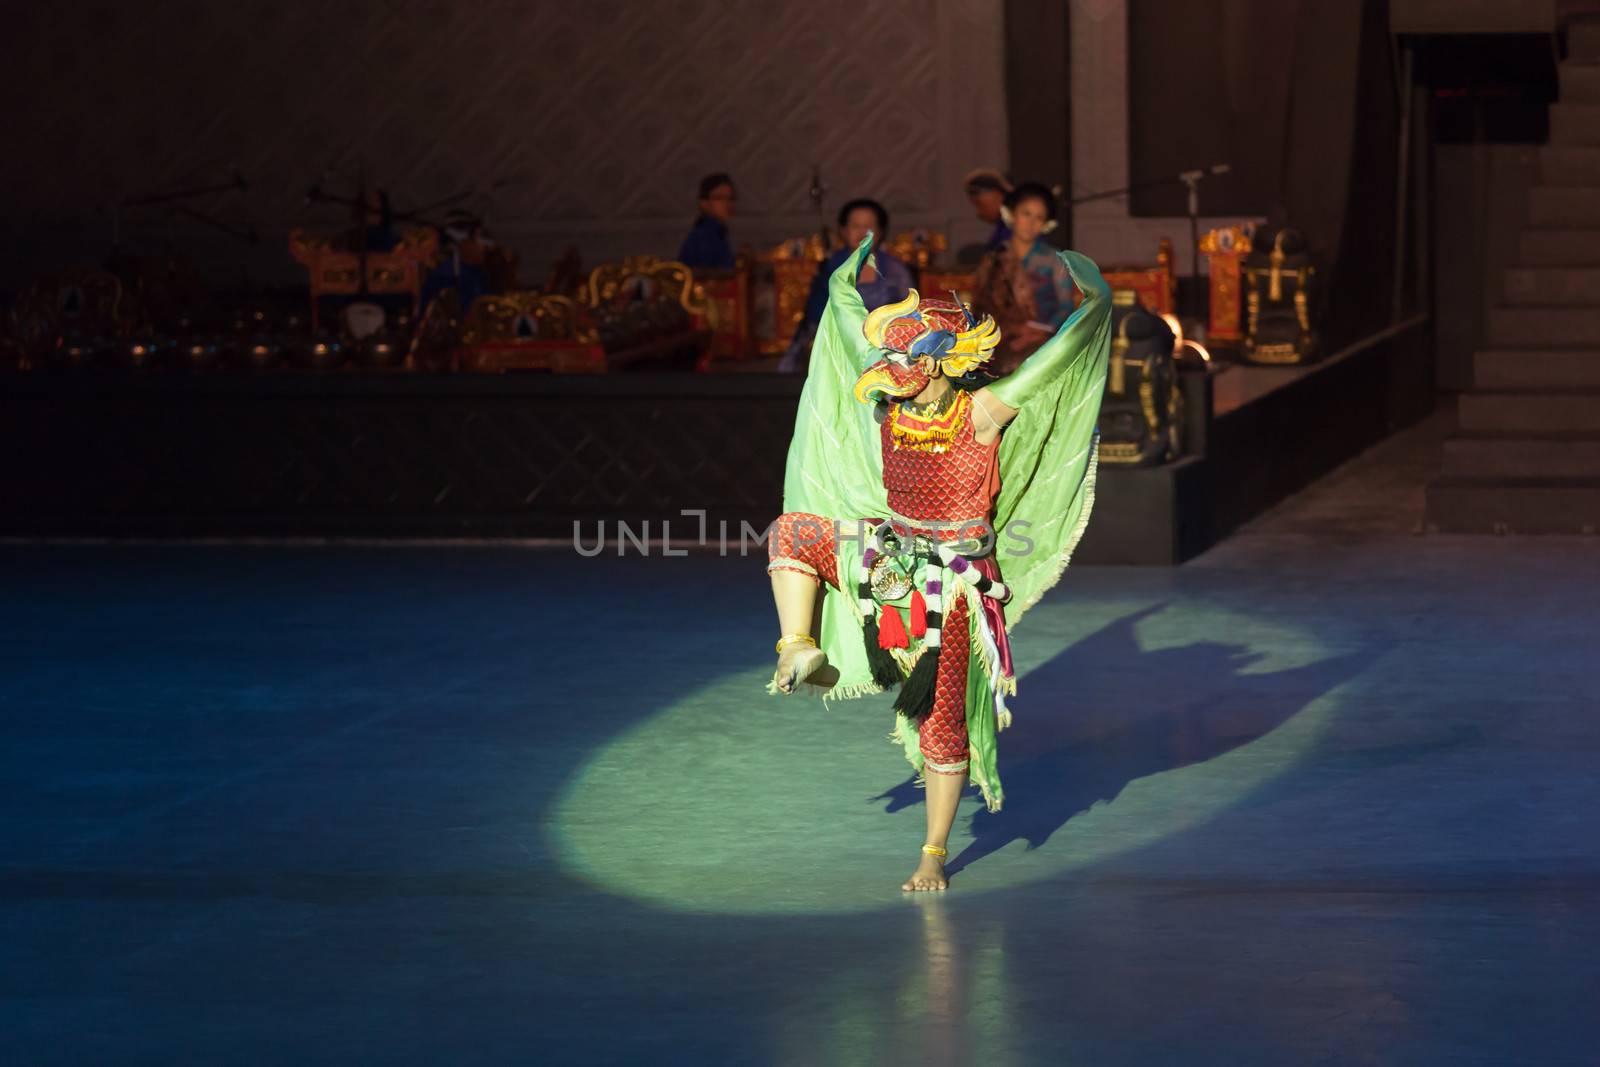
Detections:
919,270,978,307
585,254,714,369
288,227,439,331
11,266,133,367
884,229,948,273
1198,226,1252,342
1101,238,1177,316
758,235,827,357
585,255,702,313
455,291,606,374
691,268,750,362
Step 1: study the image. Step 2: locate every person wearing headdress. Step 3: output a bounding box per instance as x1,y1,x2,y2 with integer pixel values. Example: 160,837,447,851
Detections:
676,173,738,271
964,167,1014,251
764,232,1111,891
973,181,1078,374
776,197,914,373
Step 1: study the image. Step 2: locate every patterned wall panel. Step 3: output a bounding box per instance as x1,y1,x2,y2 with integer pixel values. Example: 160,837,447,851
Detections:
2,0,1006,289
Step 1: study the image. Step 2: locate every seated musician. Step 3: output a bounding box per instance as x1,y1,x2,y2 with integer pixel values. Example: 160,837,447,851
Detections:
973,181,1076,374
954,167,1012,265
676,173,738,271
420,209,494,312
776,198,913,373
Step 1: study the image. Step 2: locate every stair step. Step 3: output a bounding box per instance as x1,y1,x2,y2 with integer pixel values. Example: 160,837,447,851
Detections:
1458,391,1600,433
1529,186,1600,226
1550,103,1600,144
1442,436,1600,479
1561,61,1600,102
1426,480,1600,533
1541,145,1600,184
1489,306,1600,345
1518,228,1600,265
1505,265,1600,304
1572,22,1600,63
1475,348,1600,389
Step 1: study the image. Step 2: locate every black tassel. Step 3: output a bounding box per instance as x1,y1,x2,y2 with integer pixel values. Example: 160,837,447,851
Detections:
861,618,903,688
892,646,940,719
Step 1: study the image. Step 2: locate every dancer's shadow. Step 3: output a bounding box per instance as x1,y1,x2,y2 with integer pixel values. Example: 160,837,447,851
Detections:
872,605,1377,878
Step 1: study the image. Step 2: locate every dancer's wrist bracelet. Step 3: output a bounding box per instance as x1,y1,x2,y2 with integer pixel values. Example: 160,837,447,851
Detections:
775,633,818,653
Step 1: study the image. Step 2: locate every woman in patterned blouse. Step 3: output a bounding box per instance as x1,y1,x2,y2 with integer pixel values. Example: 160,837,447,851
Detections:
972,182,1077,375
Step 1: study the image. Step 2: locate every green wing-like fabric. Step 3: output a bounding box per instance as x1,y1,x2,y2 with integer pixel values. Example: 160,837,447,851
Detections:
779,234,887,519
772,242,1110,708
987,249,1112,629
777,236,890,699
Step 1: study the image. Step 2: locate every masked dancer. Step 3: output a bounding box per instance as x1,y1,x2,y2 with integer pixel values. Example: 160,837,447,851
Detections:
765,233,1112,891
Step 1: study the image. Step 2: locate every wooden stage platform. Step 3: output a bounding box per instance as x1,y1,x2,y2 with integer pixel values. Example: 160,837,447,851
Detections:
0,316,1431,563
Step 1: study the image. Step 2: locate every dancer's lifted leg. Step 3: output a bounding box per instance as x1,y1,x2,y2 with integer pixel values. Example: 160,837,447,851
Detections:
770,569,836,692
768,512,852,693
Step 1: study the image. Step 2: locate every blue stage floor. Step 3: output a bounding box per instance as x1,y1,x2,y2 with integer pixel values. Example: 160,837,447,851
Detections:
4,417,1599,1065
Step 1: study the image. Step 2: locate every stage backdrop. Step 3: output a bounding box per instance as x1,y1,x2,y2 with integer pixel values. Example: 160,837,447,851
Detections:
1127,0,1405,346
1,0,1007,291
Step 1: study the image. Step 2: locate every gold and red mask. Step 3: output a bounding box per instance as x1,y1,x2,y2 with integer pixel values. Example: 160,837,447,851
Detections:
851,290,1001,404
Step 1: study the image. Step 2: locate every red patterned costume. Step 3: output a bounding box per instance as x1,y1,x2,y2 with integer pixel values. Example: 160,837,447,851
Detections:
769,308,1015,778
765,238,1111,812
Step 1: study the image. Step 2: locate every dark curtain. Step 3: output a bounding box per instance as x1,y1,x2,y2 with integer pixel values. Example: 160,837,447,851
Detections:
1004,0,1073,242
1130,0,1400,345
1324,0,1402,342
1128,0,1301,218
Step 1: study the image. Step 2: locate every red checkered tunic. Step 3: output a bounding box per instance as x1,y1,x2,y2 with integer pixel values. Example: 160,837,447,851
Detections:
881,391,1002,537
767,391,1004,774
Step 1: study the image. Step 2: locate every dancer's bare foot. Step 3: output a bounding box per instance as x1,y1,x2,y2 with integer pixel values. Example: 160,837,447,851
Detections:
772,645,837,693
901,851,948,892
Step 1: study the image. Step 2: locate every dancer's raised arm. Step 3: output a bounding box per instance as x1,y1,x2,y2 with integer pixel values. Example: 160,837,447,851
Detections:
972,249,1113,432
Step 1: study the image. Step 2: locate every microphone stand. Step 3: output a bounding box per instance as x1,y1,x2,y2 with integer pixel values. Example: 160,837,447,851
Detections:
115,170,253,249
808,166,828,248
1069,163,1230,318
304,183,476,234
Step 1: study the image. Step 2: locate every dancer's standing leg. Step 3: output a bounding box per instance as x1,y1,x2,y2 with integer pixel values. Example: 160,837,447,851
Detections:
903,593,972,891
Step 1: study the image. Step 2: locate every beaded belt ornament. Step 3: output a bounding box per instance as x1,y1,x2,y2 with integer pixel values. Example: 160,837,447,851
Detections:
855,520,1011,721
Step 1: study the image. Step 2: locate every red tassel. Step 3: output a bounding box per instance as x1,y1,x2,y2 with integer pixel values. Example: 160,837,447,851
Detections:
877,603,909,649
909,588,927,638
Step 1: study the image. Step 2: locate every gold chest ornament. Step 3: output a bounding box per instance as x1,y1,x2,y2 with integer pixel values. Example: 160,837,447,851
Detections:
888,389,970,453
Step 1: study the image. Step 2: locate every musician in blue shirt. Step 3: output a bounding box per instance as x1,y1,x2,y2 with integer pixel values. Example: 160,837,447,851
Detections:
777,198,913,372
676,173,738,270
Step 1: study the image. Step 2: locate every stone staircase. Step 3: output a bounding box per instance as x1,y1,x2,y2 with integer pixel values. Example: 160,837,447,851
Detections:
1427,23,1600,532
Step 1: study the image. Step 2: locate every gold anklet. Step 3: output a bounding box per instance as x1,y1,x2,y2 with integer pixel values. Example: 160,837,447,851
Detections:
921,843,948,858
775,633,817,653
